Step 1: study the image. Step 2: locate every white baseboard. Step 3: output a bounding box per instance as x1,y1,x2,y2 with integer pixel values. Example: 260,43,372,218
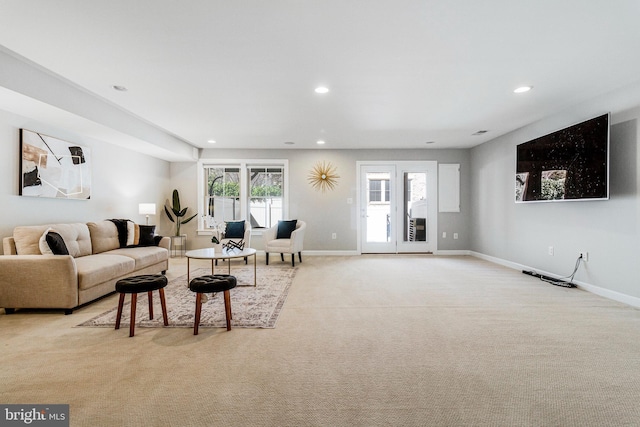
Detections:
304,250,471,256
435,250,472,256
254,250,359,257
301,250,359,256
571,279,640,308
469,251,531,271
469,251,640,308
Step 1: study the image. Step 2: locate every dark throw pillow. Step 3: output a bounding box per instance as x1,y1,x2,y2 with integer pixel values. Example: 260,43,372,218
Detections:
109,219,130,248
138,225,157,247
276,220,297,239
45,232,69,255
225,221,245,239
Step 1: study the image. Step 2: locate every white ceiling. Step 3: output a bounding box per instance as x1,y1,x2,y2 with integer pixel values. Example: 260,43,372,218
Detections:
1,0,640,155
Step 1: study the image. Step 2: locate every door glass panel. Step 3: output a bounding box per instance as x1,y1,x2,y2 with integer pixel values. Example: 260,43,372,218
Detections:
366,172,391,243
403,172,427,242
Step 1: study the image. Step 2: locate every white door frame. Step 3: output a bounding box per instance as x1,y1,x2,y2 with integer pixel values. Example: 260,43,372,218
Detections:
356,161,438,254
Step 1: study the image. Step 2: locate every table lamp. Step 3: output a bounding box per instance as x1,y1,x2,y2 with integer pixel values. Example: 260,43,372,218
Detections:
138,203,156,225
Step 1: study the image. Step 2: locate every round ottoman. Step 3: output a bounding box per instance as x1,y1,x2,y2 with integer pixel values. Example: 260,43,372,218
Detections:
115,274,169,337
188,274,237,334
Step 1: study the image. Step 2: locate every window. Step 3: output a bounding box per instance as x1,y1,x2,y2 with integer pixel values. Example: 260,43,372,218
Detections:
369,179,390,203
205,167,241,224
370,179,382,202
248,167,283,228
198,160,288,231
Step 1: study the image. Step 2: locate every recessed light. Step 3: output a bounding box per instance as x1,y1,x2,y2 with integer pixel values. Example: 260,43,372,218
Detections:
514,86,532,93
315,86,329,94
316,140,326,145
112,85,128,92
284,141,295,145
425,141,435,145
207,140,216,144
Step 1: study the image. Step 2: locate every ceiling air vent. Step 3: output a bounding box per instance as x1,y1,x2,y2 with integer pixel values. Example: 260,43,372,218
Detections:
472,130,489,136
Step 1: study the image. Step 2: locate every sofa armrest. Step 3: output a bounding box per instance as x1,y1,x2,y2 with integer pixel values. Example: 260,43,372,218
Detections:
158,236,170,251
3,237,17,255
263,225,278,242
289,226,306,253
0,255,79,310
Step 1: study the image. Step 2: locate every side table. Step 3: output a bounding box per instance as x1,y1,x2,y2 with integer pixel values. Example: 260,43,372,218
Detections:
170,235,187,257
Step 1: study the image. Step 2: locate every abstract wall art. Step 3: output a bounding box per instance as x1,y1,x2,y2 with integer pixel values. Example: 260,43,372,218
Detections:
20,129,91,199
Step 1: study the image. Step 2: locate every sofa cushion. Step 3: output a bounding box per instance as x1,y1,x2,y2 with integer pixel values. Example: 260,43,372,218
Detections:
74,254,136,290
267,238,292,249
87,221,120,254
13,225,48,255
14,223,91,257
106,246,168,270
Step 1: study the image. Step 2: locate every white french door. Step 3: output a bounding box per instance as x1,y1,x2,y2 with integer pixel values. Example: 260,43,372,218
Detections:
358,161,437,254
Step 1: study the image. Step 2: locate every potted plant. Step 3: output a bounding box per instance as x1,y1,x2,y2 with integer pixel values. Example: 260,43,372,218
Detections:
164,189,198,236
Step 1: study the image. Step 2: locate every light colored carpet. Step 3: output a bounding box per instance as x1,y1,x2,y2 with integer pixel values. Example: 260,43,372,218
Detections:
2,255,640,426
78,265,296,329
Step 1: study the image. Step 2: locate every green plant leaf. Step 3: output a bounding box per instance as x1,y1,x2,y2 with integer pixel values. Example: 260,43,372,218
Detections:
172,189,180,210
164,205,176,223
181,213,198,224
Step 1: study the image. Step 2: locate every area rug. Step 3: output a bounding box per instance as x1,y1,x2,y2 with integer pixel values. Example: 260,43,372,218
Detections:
78,265,297,329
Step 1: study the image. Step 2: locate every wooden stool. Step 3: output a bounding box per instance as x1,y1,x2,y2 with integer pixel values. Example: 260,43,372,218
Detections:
188,274,237,335
115,274,169,337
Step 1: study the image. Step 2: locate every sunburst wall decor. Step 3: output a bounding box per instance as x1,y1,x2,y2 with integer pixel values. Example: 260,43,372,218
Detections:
308,161,339,193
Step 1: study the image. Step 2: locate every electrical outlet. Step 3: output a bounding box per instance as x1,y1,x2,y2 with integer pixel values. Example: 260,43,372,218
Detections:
579,251,588,262
453,233,459,239
332,233,337,240
548,246,554,256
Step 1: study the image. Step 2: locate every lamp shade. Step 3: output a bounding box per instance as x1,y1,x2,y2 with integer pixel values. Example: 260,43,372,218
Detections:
138,203,156,215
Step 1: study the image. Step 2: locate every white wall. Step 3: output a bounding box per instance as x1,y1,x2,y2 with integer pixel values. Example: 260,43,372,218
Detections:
170,148,471,252
0,108,171,252
470,86,640,300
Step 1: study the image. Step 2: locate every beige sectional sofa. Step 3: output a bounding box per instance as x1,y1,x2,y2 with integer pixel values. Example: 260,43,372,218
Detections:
0,221,169,314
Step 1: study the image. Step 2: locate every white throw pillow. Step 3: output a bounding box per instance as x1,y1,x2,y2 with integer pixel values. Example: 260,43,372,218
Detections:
39,227,54,255
126,221,135,246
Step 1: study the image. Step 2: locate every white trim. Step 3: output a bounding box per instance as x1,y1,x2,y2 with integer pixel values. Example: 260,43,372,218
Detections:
469,251,529,271
250,250,358,257
302,250,360,257
435,250,471,256
356,160,438,254
469,251,640,309
572,280,640,308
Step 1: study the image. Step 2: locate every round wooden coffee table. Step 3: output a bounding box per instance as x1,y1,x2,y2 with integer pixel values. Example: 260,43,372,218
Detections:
185,247,257,286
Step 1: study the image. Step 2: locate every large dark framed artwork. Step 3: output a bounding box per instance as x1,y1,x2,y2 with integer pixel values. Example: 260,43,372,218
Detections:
20,129,91,199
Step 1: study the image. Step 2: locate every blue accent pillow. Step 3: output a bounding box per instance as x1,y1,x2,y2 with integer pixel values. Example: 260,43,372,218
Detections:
225,221,245,239
45,231,69,255
276,220,297,239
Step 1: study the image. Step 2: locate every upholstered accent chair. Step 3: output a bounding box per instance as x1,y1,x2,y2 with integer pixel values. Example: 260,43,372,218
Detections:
264,220,306,267
219,220,251,249
214,220,251,264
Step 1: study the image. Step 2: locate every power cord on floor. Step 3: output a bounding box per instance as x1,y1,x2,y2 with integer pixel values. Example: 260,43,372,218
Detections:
522,254,584,288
